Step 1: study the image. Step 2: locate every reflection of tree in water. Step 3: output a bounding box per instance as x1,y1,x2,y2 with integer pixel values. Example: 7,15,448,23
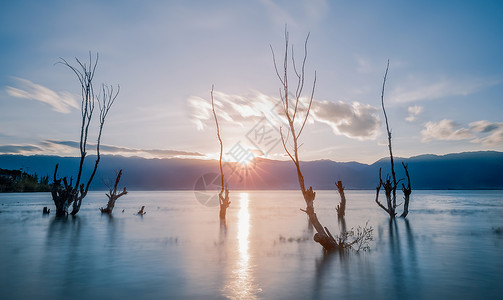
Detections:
311,219,420,299
216,218,229,299
387,218,421,299
42,215,126,297
219,218,227,243
44,216,83,295
102,213,124,267
312,250,350,299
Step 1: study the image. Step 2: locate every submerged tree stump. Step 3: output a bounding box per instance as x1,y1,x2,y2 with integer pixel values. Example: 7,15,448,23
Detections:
100,169,127,214
137,206,146,216
400,163,412,218
335,180,346,219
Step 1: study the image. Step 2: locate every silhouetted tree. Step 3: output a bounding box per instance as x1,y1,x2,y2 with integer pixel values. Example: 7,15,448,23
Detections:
100,169,127,214
51,53,119,216
0,168,51,192
375,60,412,218
211,85,230,219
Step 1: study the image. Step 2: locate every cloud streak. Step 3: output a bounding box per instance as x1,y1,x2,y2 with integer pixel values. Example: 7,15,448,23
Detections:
0,144,43,154
188,91,381,140
0,140,205,158
421,119,503,146
469,121,503,146
6,78,79,113
389,77,500,103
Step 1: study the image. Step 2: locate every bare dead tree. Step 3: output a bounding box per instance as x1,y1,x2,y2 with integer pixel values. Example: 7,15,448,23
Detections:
271,28,342,251
335,180,346,219
51,52,119,216
375,60,412,218
100,169,127,214
211,85,230,219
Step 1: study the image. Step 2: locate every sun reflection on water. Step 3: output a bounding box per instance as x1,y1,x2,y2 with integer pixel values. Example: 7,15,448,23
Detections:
223,192,261,299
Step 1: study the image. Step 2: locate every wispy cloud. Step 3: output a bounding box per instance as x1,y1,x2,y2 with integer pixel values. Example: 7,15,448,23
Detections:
469,121,503,146
389,76,500,103
43,140,205,158
188,91,381,140
258,0,328,29
0,140,205,158
421,119,474,142
188,91,271,130
355,55,373,74
0,144,43,154
405,105,423,122
5,77,79,113
259,0,297,28
421,119,503,146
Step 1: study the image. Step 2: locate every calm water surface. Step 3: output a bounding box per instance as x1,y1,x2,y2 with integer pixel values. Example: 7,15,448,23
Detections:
0,190,502,299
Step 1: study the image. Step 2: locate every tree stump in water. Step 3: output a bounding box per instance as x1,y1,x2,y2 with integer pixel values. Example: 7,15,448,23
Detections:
137,206,146,215
219,187,230,219
335,180,346,219
100,169,127,214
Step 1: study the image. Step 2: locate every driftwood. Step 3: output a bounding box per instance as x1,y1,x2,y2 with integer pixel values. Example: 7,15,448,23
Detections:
100,169,127,214
375,60,412,218
51,53,119,216
211,85,231,219
335,180,346,219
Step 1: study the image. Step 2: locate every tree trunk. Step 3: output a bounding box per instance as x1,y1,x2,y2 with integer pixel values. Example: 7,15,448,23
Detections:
51,164,76,217
219,187,230,219
211,85,231,220
100,169,127,214
400,162,412,218
302,187,340,251
335,180,346,219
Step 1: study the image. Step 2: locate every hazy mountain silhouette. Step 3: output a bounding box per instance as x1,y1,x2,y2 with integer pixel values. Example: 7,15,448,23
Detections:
0,151,502,190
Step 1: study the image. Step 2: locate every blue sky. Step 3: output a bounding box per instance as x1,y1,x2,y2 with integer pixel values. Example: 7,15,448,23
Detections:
1,0,502,164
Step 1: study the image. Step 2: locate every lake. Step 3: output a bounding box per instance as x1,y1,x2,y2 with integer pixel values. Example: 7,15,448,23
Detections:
0,190,502,299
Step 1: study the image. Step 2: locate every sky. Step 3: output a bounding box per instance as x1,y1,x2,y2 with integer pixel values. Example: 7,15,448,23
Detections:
1,0,503,164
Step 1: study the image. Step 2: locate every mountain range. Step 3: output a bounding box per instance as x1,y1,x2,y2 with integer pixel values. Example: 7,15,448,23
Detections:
0,151,502,190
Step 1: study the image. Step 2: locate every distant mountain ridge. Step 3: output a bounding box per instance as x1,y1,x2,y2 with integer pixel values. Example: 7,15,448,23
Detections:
0,151,502,190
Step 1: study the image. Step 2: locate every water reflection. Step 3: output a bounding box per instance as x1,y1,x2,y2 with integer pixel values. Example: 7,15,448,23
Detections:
219,218,227,243
223,192,261,299
44,216,84,295
386,218,421,299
